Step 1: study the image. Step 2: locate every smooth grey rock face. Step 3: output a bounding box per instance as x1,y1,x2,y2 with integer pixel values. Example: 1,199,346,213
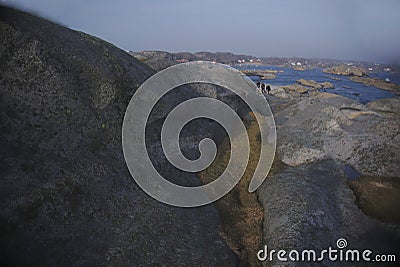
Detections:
271,95,399,177
257,95,400,266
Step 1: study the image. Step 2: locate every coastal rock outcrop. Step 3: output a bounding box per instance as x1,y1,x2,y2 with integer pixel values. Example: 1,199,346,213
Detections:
269,86,291,99
349,76,400,95
258,159,400,266
272,95,399,177
257,94,400,265
366,98,400,118
2,6,399,267
0,6,237,266
323,65,367,76
282,84,310,94
296,78,334,89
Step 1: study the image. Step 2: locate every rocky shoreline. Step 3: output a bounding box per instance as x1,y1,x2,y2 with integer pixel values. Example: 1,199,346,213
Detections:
277,78,334,95
296,78,334,89
349,76,400,95
1,5,399,266
259,91,400,265
323,65,367,76
194,88,400,265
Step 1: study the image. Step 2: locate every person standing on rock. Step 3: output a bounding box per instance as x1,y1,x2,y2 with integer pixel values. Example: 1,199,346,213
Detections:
261,83,266,94
266,85,271,95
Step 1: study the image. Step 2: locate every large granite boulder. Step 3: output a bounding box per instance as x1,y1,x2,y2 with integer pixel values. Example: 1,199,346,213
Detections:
256,94,400,265
272,95,399,177
0,6,236,266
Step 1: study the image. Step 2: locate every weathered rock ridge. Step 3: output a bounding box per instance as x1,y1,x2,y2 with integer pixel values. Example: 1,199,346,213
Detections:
0,6,237,266
258,93,400,265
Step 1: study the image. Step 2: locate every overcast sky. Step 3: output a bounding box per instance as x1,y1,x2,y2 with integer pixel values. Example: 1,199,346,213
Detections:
4,0,400,64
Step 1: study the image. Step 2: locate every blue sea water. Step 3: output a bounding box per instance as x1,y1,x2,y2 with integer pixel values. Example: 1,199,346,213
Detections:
235,65,399,104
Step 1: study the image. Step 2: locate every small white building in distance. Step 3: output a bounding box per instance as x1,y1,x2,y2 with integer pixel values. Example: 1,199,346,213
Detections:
296,62,302,66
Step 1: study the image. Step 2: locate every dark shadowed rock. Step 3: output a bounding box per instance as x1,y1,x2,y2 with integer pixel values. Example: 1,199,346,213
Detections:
0,6,237,266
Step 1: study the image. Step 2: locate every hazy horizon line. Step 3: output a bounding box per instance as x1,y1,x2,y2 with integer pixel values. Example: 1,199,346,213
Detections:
3,2,400,67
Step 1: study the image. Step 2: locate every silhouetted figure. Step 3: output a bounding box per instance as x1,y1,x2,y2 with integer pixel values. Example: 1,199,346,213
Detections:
256,81,261,88
266,85,271,95
261,83,266,94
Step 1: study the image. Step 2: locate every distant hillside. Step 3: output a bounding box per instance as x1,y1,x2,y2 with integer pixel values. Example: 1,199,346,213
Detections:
130,50,398,72
129,50,256,71
0,6,236,266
